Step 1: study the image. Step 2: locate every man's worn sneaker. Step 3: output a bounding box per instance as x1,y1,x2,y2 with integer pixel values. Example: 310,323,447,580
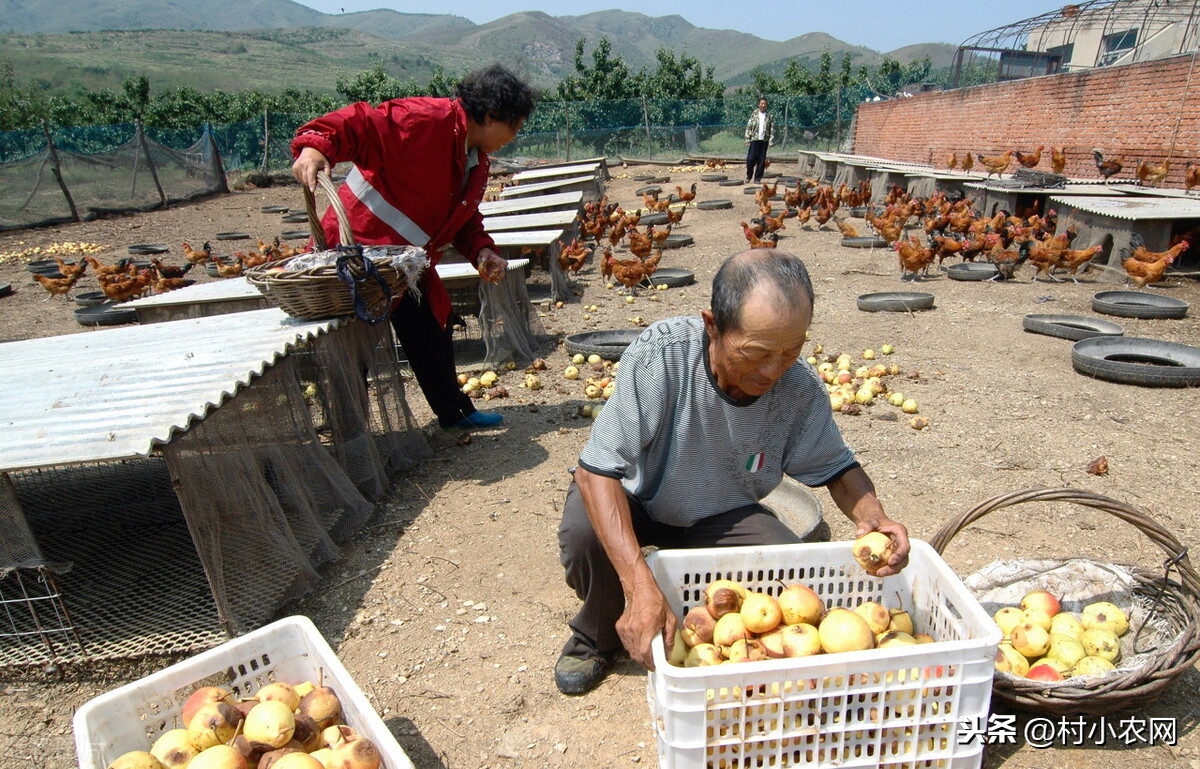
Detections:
554,653,608,695
445,411,504,430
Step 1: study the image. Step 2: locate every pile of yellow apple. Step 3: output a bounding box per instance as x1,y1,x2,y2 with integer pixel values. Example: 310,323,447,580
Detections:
566,353,618,418
668,577,934,667
808,343,929,430
992,590,1130,682
105,678,384,769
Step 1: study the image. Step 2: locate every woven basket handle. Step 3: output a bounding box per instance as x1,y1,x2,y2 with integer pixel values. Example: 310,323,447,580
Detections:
303,170,355,251
929,487,1200,596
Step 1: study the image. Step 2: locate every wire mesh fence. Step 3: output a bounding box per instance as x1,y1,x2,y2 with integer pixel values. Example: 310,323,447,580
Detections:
0,93,862,229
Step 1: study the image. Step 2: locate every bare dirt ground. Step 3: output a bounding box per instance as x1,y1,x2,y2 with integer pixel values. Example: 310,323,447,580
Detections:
1,162,1199,769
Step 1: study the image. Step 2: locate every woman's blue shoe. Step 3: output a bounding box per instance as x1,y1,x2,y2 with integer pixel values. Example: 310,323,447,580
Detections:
446,411,504,430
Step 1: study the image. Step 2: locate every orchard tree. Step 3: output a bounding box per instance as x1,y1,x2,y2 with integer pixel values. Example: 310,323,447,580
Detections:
557,37,639,101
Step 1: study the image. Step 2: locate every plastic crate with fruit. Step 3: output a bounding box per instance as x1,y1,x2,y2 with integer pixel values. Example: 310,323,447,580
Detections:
73,615,414,769
646,541,1001,769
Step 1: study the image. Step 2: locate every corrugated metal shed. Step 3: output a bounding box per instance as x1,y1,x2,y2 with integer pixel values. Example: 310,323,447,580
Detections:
123,278,261,308
965,183,1126,196
512,162,602,184
498,175,597,198
1103,184,1199,200
0,309,338,473
1048,195,1200,220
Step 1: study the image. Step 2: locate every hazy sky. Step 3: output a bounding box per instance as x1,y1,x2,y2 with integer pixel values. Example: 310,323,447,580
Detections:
291,1,1059,51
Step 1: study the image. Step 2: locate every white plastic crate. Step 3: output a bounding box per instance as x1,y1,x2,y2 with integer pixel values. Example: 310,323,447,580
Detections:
646,540,1002,769
73,615,414,769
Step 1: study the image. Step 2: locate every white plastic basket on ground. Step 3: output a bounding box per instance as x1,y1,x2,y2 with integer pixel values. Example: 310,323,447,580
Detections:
646,540,1002,769
73,615,414,769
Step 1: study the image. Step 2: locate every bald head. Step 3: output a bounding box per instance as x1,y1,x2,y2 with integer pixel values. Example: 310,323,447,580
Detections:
710,249,814,334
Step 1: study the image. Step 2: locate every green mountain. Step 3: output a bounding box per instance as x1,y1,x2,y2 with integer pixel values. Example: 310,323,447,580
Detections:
0,1,955,95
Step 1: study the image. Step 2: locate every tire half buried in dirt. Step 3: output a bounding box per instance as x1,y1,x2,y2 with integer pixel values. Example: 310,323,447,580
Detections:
840,236,889,249
1092,291,1189,319
857,292,935,312
1072,337,1200,387
565,329,644,361
214,232,252,241
74,290,108,307
638,212,669,226
946,262,999,281
0,283,12,298
127,244,169,255
74,303,138,326
700,174,727,182
1023,314,1124,341
659,234,694,249
642,267,695,288
695,199,733,210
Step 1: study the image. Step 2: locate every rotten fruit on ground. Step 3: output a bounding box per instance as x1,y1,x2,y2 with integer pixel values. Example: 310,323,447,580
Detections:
852,531,895,574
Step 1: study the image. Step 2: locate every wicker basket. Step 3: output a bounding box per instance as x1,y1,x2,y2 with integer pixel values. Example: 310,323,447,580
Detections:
245,172,415,321
930,487,1200,716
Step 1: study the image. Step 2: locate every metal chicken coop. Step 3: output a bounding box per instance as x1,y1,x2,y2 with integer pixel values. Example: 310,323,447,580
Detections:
952,0,1200,86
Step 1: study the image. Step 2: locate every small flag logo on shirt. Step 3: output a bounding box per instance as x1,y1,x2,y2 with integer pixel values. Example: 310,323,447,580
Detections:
745,452,765,473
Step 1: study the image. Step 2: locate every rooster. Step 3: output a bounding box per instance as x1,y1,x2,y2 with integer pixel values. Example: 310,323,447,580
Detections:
52,255,87,281
181,241,212,264
150,258,195,280
1092,149,1123,181
674,183,697,204
894,236,935,281
33,271,83,301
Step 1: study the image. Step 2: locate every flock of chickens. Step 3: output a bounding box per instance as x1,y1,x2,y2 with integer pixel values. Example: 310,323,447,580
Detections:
556,184,703,290
857,185,1186,287
945,145,1197,189
32,237,308,302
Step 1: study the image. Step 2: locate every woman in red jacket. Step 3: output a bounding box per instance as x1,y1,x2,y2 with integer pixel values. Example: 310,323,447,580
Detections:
291,65,536,430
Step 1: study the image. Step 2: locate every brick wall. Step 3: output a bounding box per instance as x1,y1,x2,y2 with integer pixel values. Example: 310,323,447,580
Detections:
853,54,1200,188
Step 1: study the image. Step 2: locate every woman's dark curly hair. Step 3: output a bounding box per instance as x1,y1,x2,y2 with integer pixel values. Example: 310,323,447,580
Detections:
456,64,537,127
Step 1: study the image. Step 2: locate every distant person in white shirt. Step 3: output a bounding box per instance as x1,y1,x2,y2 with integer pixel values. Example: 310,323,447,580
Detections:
743,97,774,184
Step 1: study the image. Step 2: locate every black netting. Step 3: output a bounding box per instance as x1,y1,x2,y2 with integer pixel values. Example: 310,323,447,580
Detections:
0,125,226,231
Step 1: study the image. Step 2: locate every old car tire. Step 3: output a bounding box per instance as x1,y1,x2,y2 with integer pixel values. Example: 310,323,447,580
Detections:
1072,337,1200,387
1091,291,1188,319
856,292,935,312
1023,314,1124,341
565,329,645,361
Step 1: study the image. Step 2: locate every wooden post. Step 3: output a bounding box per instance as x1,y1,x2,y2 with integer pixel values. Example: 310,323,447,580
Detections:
260,108,271,171
137,121,168,209
641,95,653,155
41,119,80,222
564,103,571,162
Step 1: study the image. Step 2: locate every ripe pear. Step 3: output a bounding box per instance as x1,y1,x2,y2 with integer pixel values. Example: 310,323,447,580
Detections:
726,637,769,663
291,713,322,754
108,751,168,769
326,733,382,769
758,628,788,658
257,747,303,769
242,701,296,750
852,532,894,574
1019,590,1061,618
1020,608,1053,632
182,687,233,729
293,681,316,699
270,754,324,769
681,605,716,646
704,579,747,619
712,611,750,650
1025,663,1064,682
298,682,343,731
818,608,875,653
667,629,689,667
1072,655,1117,677
1047,635,1087,668
853,601,891,634
252,683,300,712
1009,622,1050,659
188,745,247,769
776,583,824,626
740,591,783,634
912,633,936,644
150,729,200,769
187,702,244,751
876,630,917,648
993,607,1024,638
1081,602,1129,636
1049,612,1085,640
308,749,333,767
780,623,823,657
1029,656,1071,674
684,642,723,667
887,608,914,635
1080,628,1121,663
994,644,1030,676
